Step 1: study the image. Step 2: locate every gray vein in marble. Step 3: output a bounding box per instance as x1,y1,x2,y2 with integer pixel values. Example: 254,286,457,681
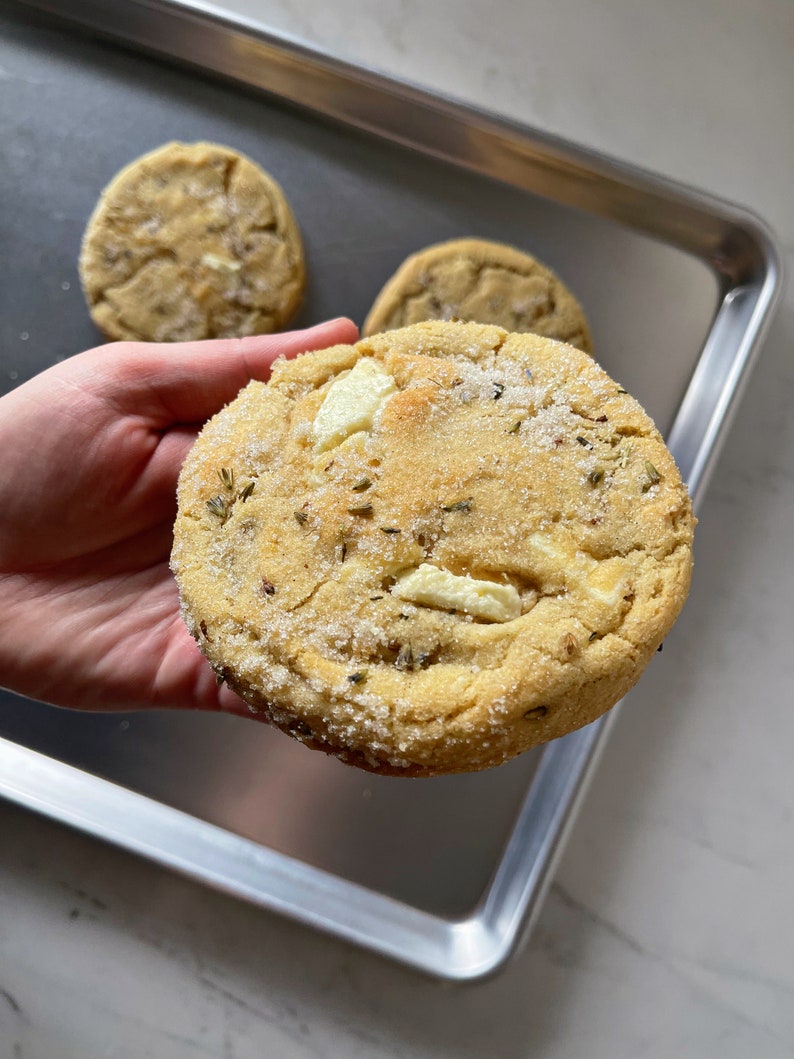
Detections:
552,884,794,1054
551,883,648,958
199,975,323,1057
0,988,23,1016
2,986,29,1059
58,880,108,913
86,1005,218,1058
637,815,757,871
686,959,794,1000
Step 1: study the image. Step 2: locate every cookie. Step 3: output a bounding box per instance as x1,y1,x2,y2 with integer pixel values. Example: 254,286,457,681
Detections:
362,237,592,352
171,321,694,776
79,141,305,342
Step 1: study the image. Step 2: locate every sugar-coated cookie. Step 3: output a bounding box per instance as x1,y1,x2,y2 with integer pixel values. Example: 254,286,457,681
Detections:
80,141,305,341
172,321,693,776
363,238,592,352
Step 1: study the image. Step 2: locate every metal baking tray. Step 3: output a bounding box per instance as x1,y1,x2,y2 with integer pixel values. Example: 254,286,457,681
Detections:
0,0,781,980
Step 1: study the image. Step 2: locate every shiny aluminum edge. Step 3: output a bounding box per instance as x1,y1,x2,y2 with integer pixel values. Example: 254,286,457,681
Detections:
2,0,784,980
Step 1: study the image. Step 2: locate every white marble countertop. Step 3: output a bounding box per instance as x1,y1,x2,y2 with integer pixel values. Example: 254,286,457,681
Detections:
2,1,793,1056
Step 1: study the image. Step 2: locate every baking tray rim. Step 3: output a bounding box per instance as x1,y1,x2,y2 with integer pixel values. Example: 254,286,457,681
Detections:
1,0,784,981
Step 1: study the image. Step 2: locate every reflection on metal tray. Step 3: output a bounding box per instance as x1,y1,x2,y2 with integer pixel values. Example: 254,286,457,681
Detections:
0,0,780,979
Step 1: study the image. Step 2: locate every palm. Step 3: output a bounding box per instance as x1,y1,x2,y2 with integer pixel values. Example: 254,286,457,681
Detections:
5,537,222,714
0,321,357,714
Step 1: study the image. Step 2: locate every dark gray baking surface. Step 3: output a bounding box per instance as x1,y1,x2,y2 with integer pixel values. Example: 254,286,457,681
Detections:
0,7,718,919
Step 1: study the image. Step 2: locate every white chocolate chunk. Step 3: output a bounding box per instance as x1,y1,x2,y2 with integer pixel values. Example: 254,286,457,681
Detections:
308,431,366,487
201,252,242,272
392,564,521,623
528,531,573,561
583,558,629,606
528,531,628,605
313,359,397,452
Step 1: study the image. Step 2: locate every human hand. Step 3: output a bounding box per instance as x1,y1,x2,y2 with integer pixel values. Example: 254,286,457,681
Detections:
0,318,359,716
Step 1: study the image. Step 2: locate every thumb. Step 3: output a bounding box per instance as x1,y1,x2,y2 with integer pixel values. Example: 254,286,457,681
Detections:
78,317,360,425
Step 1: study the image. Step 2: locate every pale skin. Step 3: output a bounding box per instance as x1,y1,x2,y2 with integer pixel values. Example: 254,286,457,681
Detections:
0,318,359,717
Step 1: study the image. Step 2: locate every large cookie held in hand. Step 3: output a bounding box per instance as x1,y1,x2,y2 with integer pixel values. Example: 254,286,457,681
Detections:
171,321,694,776
79,141,305,341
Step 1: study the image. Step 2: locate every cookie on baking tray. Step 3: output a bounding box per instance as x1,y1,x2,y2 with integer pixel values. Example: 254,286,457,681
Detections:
362,238,593,353
171,320,693,776
79,141,305,342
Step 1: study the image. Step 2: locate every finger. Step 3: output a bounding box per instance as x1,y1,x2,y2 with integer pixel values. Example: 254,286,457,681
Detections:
130,425,199,528
78,318,359,425
216,683,269,720
159,622,273,720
